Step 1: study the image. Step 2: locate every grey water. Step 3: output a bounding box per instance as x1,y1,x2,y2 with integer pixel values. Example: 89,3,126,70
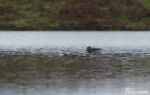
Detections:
1,31,150,53
0,31,150,95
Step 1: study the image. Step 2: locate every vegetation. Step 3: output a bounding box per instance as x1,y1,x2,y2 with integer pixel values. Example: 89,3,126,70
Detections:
0,0,150,30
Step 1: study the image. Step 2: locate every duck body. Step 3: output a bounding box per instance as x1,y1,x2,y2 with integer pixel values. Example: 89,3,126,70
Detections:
86,46,102,53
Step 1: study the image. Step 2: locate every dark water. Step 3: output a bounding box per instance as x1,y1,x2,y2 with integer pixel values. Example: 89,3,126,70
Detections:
0,50,150,95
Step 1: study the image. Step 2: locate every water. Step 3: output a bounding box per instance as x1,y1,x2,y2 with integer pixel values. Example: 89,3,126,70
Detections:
0,32,150,95
1,31,150,52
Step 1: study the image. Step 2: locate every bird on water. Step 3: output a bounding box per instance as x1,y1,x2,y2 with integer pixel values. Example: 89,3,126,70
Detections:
86,46,102,53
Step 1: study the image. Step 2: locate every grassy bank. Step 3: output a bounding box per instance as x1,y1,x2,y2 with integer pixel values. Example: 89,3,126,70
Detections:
0,0,150,30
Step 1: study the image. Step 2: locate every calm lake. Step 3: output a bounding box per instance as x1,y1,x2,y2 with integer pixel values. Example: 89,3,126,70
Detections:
0,32,150,95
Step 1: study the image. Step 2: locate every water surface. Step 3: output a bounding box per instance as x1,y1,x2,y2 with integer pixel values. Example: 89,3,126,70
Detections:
0,32,150,95
1,32,150,53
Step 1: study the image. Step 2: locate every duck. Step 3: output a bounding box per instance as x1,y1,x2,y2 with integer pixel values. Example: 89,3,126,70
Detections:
86,46,102,53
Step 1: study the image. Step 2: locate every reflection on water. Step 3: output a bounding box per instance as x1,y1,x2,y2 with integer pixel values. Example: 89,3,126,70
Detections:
0,50,150,95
